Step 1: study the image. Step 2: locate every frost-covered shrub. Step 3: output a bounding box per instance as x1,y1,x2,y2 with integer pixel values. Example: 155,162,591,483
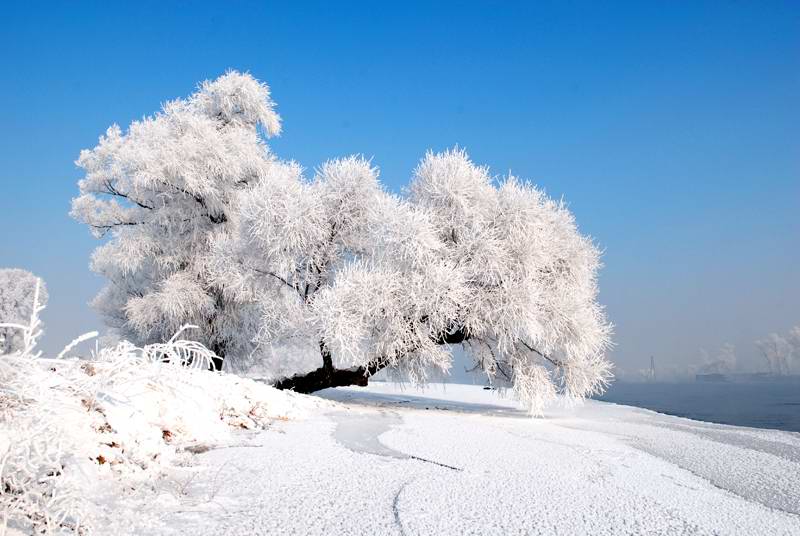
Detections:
0,268,48,355
0,291,317,535
0,356,94,534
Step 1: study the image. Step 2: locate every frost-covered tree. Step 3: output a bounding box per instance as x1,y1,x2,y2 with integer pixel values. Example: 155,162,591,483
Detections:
755,333,791,375
71,71,281,368
402,149,613,405
213,147,612,411
0,269,48,355
788,326,800,368
210,154,465,389
756,327,800,375
74,73,613,411
698,343,737,374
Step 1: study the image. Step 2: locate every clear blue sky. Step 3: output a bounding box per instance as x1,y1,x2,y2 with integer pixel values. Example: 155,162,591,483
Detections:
1,1,798,372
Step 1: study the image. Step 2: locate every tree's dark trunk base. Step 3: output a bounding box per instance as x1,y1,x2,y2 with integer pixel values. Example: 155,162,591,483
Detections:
273,365,371,393
214,329,490,394
206,341,380,393
210,356,224,371
273,341,386,394
204,326,555,395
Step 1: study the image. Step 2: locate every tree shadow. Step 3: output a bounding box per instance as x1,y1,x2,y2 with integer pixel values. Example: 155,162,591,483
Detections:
316,385,529,418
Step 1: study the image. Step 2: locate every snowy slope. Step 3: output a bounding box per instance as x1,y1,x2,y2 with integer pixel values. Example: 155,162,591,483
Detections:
152,383,800,536
0,353,325,535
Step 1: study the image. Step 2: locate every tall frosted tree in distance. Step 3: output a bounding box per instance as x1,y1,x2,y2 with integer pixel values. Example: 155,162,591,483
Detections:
788,327,800,370
71,72,281,368
755,332,797,375
0,269,48,355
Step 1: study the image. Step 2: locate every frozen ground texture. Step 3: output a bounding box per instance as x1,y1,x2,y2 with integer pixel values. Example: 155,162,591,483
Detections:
163,383,800,536
4,373,800,535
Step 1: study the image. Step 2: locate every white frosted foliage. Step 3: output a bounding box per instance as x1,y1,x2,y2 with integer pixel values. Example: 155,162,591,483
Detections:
71,71,280,360
73,73,612,412
0,269,48,355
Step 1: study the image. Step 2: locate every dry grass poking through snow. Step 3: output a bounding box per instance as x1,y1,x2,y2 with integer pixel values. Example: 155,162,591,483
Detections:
0,285,320,535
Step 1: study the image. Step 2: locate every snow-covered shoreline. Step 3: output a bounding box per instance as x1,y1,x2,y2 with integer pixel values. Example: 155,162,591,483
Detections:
164,383,799,535
4,369,799,535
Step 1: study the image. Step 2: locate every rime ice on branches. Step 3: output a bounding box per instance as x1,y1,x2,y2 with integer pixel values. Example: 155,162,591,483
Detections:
72,72,613,413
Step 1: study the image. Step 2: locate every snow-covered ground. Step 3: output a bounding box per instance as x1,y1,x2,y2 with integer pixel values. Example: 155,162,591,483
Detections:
4,361,799,535
148,382,800,536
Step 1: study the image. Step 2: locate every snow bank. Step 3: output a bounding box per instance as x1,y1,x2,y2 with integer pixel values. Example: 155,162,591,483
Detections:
0,344,321,535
